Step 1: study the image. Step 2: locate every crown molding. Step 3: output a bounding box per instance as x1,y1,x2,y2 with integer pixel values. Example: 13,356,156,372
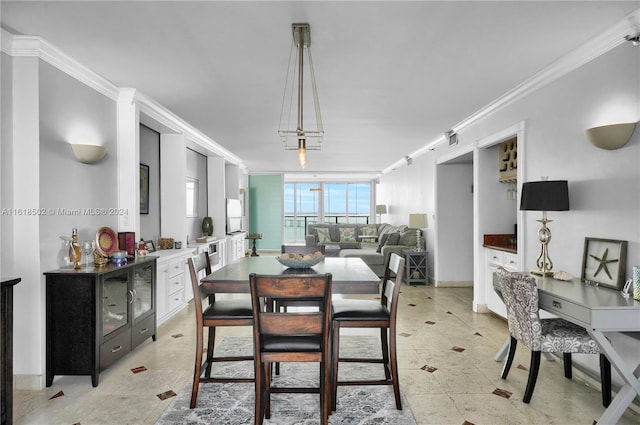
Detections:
2,29,245,170
2,31,121,100
384,8,640,174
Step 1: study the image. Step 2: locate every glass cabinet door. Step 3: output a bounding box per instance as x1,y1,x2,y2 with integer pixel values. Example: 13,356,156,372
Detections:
133,262,153,320
102,269,129,337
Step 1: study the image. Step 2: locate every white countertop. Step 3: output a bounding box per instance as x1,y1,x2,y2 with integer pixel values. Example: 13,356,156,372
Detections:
148,248,195,261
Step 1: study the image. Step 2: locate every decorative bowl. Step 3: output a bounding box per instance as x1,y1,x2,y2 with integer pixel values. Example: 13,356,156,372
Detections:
276,253,324,269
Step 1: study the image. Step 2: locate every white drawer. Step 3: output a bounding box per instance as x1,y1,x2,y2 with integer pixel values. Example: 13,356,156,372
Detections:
167,258,185,278
503,253,518,271
167,289,185,312
167,275,185,296
486,249,504,266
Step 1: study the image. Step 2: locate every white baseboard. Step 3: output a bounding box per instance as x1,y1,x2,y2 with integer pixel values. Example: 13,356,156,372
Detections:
15,374,45,391
436,280,473,288
475,303,491,314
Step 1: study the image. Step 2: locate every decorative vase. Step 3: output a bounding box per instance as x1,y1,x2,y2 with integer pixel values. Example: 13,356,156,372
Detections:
202,216,213,236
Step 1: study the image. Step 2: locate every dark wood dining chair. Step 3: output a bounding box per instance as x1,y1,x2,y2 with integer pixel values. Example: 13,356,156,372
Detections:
280,244,326,255
249,272,333,425
187,252,254,408
331,252,405,411
274,245,327,375
276,244,326,311
496,267,611,405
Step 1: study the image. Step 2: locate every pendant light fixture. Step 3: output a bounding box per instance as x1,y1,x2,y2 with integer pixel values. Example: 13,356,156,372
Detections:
278,23,324,169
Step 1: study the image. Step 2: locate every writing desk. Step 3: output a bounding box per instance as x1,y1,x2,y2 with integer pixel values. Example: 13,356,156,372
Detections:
201,256,380,295
535,276,640,424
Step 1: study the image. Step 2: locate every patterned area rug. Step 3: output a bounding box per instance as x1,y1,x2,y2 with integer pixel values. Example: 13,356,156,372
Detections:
156,336,417,425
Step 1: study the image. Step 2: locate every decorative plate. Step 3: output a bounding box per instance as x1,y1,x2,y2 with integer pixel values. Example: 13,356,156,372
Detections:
276,254,324,269
95,226,118,257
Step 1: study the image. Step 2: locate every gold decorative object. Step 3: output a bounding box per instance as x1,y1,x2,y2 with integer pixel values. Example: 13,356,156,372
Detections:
93,251,108,267
158,238,174,250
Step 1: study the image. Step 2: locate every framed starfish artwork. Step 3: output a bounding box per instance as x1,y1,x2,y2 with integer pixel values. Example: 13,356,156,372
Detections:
581,237,628,290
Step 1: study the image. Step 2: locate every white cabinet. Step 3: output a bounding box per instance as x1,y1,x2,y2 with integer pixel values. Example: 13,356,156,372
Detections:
485,248,518,318
227,232,247,264
155,250,192,325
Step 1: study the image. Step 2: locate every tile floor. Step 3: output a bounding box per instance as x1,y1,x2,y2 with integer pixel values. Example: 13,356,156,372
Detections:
13,283,640,425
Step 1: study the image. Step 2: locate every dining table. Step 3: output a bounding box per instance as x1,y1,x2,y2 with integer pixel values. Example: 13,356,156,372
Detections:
200,256,381,295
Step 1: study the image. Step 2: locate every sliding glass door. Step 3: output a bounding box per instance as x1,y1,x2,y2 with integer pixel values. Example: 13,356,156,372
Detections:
284,182,372,243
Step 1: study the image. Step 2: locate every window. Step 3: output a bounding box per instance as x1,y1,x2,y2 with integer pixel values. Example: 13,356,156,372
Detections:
284,183,320,243
283,181,372,243
186,177,198,217
324,183,370,224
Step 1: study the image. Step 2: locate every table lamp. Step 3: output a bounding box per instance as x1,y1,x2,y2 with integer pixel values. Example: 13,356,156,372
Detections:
375,205,387,223
409,213,428,251
520,180,569,276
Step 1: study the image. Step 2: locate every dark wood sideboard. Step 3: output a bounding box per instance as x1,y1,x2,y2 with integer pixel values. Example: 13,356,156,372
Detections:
44,258,156,387
1,277,21,425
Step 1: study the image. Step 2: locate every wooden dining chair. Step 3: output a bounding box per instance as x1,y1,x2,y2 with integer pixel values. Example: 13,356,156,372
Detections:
249,272,333,425
274,245,327,375
331,252,405,411
281,244,326,255
187,252,254,408
496,267,611,405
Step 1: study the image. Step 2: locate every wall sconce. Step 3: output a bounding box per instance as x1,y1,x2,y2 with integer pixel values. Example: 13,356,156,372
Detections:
70,144,107,164
584,122,637,150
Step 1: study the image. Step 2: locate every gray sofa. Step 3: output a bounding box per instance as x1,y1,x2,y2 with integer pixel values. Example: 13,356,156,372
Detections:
305,223,423,276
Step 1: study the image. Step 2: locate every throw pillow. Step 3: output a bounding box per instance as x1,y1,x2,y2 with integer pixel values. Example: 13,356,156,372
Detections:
316,227,331,244
360,224,378,237
385,232,401,246
377,232,391,253
339,227,357,242
399,229,418,247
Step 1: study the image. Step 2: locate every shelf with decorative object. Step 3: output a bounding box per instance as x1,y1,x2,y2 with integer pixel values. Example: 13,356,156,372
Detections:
402,250,429,285
498,137,517,183
44,257,157,387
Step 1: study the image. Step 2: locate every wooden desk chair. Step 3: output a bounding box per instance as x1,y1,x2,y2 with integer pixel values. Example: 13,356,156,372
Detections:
187,252,254,408
249,272,333,425
331,252,405,411
496,268,611,405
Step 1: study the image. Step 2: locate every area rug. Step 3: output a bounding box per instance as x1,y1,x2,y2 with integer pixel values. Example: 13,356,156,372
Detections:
156,336,417,425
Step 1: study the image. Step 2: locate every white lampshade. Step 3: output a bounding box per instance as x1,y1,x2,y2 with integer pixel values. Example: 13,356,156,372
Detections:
409,213,427,229
375,205,387,214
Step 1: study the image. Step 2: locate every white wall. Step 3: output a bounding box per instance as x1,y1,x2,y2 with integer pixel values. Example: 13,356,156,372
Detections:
428,40,640,384
1,57,118,387
435,161,474,284
378,152,436,280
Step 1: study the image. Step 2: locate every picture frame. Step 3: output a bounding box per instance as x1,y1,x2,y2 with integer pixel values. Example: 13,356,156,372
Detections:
145,240,156,253
581,237,627,290
140,163,150,215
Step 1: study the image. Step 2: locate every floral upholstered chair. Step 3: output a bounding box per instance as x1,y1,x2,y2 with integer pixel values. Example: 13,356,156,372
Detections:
495,268,611,405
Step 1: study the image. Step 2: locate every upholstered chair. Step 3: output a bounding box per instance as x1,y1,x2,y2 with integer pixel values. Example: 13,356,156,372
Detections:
496,268,611,405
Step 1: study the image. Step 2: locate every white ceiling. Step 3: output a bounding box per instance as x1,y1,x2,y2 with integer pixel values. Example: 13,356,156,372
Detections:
2,1,638,176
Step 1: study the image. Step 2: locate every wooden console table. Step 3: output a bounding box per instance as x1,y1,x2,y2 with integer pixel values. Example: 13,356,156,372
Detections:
1,277,21,425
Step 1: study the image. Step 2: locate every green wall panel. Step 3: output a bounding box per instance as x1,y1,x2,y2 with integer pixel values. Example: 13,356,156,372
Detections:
248,174,283,250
